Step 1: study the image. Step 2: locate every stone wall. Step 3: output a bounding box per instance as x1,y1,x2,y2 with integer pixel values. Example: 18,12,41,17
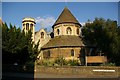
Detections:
35,65,120,77
54,23,81,37
42,47,81,60
35,29,51,49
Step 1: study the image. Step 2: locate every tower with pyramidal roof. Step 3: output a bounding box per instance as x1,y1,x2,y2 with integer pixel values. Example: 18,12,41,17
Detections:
53,7,82,37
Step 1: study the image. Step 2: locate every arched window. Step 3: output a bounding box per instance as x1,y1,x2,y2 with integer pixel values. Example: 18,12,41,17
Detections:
71,49,74,56
30,24,33,31
30,24,33,27
66,27,72,34
77,28,79,35
57,29,60,35
41,32,44,38
26,23,29,30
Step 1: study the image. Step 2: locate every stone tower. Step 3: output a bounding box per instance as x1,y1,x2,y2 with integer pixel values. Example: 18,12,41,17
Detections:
41,7,84,61
52,7,82,37
22,17,36,42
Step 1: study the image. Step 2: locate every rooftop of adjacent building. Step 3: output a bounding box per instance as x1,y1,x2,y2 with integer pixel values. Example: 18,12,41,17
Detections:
22,17,35,21
22,17,36,24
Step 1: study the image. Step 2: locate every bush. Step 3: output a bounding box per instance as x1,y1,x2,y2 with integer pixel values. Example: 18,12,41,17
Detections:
54,57,80,66
68,60,80,66
100,62,115,66
54,57,68,66
36,59,54,66
36,58,80,66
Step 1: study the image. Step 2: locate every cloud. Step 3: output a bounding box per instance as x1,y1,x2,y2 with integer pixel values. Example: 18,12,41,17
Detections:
80,22,86,26
35,16,55,29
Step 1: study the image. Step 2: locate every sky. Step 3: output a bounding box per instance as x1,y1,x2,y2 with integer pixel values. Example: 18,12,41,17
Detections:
2,2,118,32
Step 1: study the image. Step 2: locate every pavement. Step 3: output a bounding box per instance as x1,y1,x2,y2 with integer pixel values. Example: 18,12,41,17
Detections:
2,72,120,80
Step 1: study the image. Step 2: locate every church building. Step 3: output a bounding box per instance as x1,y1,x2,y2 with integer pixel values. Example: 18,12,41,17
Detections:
41,7,84,61
22,7,107,65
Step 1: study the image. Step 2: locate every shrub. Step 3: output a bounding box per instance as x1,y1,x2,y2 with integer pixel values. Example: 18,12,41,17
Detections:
68,60,80,66
54,57,68,66
100,62,115,66
36,59,54,66
36,58,80,66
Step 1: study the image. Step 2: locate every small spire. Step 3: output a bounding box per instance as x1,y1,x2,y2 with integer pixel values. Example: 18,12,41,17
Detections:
65,0,68,7
64,6,68,9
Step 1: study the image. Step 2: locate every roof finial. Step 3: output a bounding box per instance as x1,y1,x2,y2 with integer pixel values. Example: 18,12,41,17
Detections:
65,0,68,7
65,6,67,8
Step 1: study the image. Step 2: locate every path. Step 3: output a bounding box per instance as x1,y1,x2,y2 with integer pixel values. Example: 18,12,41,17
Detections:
2,72,120,80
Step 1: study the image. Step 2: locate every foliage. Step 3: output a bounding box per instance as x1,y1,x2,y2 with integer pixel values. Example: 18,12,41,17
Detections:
36,59,54,66
2,23,40,65
54,57,68,66
68,60,80,66
82,18,120,66
100,62,115,66
37,58,80,66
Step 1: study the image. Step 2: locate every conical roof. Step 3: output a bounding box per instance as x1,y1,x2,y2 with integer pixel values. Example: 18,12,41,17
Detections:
52,7,81,28
42,35,84,49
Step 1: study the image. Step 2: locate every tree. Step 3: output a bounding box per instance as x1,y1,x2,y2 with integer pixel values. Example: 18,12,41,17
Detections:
82,18,120,66
2,23,40,65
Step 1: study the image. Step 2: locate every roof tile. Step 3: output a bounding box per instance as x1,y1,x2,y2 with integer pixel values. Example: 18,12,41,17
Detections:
53,7,81,27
